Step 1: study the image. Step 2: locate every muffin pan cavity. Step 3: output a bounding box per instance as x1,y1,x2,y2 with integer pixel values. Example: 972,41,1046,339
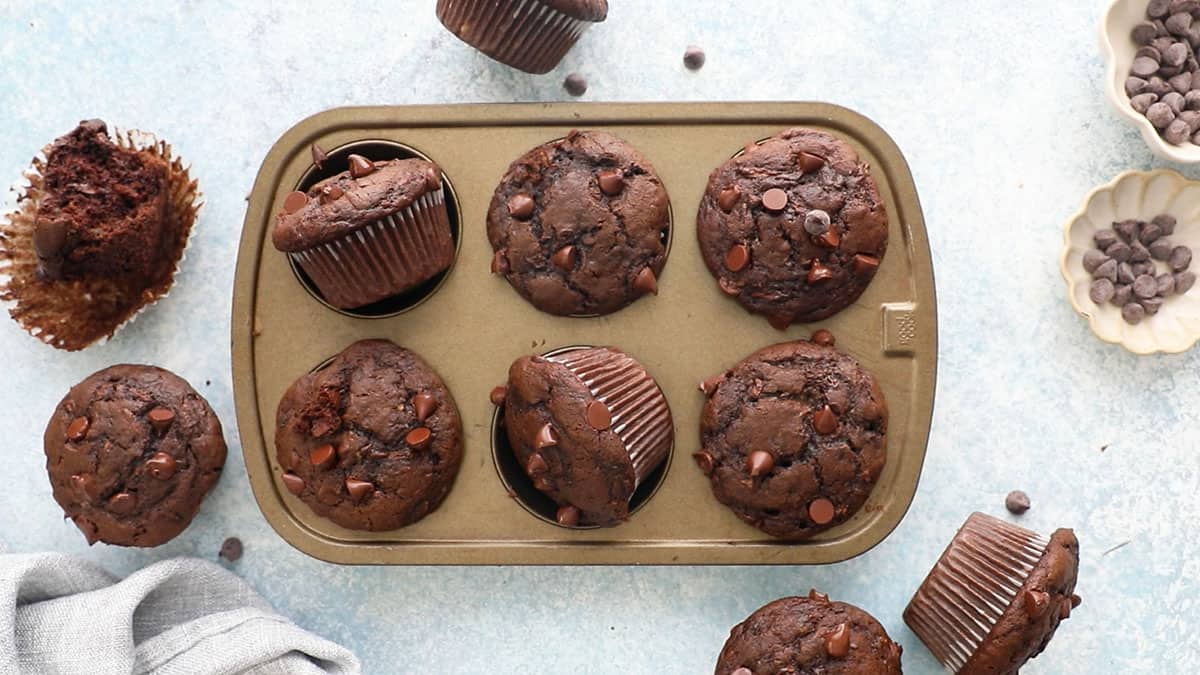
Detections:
288,139,462,318
233,102,936,565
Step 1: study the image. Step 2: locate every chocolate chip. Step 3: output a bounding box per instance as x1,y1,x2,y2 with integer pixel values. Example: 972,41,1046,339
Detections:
1090,278,1116,304
598,169,624,196
1113,283,1134,306
1116,262,1136,284
71,474,95,499
808,498,835,525
281,472,305,495
554,503,581,527
1094,229,1120,249
811,329,835,346
1005,490,1031,514
147,407,175,432
813,406,839,434
1023,589,1051,618
1156,273,1177,295
1167,42,1192,68
535,423,558,449
491,249,510,275
1143,296,1165,314
1106,241,1132,262
693,451,715,475
718,186,740,211
66,417,89,441
1134,274,1159,298
586,400,612,430
798,152,825,173
1136,45,1163,61
1083,250,1109,273
405,427,432,450
563,73,587,96
413,393,437,422
633,267,658,295
1131,239,1152,262
1148,101,1177,128
108,492,136,515
815,229,841,249
1149,239,1173,261
1123,302,1147,324
526,452,548,476
1115,219,1139,242
507,193,535,219
1059,598,1073,620
1166,118,1191,143
683,45,706,70
310,143,328,169
1154,213,1178,234
1140,222,1165,244
219,537,243,562
1134,22,1161,44
804,209,831,235
1176,270,1197,293
1132,92,1159,113
808,589,831,603
725,244,750,272
345,478,373,503
1071,593,1083,608
147,452,177,480
807,261,835,284
282,191,308,215
852,254,880,274
551,245,580,272
320,184,344,204
1094,258,1119,282
490,385,508,406
1170,245,1193,270
699,374,725,396
32,220,68,258
1151,0,1172,17
762,188,788,212
1134,54,1161,77
309,444,336,470
824,623,851,659
347,154,375,178
1168,12,1194,35
747,450,774,477
1172,72,1194,93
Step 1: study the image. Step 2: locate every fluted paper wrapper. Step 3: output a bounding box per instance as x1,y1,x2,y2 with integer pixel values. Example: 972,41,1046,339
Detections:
903,512,1051,673
547,346,672,487
291,188,453,310
436,0,592,74
0,130,199,351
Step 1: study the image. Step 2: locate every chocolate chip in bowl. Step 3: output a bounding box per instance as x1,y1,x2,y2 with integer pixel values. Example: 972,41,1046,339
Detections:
1062,169,1200,353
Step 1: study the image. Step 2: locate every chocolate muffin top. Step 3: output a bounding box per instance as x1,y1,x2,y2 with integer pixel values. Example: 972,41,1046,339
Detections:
697,337,887,539
275,340,463,531
32,120,171,283
716,593,903,675
963,527,1081,674
697,127,888,327
487,130,670,316
541,0,608,21
271,158,442,252
44,365,226,547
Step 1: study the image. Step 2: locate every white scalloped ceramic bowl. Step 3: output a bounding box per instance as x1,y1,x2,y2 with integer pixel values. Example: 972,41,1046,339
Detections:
1102,0,1200,162
1062,169,1200,354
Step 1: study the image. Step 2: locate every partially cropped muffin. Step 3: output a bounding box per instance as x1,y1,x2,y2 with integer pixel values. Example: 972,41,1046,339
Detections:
904,512,1080,674
488,130,670,317
696,331,887,539
697,127,888,328
44,365,226,547
496,346,673,526
0,120,199,350
272,155,453,310
716,591,903,674
436,0,608,74
275,340,463,531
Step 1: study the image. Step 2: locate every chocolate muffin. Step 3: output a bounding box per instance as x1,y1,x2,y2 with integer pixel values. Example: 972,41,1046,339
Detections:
0,120,199,350
272,156,453,310
275,340,463,531
696,333,887,539
697,128,888,328
487,130,670,317
904,513,1081,674
498,346,673,526
436,0,608,74
716,591,903,674
44,365,226,547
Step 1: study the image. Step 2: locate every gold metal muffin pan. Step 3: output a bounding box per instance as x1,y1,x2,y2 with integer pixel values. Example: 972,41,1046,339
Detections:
232,102,936,565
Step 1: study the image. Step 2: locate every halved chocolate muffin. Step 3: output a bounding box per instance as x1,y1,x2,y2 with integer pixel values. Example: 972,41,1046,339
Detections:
436,0,608,74
904,512,1081,674
497,346,673,526
272,156,453,310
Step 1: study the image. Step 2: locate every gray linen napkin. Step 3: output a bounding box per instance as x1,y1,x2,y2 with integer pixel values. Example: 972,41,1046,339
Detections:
0,553,361,675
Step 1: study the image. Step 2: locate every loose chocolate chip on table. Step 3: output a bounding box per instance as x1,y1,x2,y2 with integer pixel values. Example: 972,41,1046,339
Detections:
556,505,581,526
1117,261,1136,284
1106,241,1132,262
683,45,706,70
803,209,831,235
1094,258,1119,282
1148,101,1177,128
1113,283,1134,306
405,427,432,450
747,450,774,477
808,498,836,525
1132,92,1159,114
1143,296,1165,314
1170,245,1193,270
1094,229,1120,249
219,537,243,562
1176,270,1197,293
761,187,788,212
1134,22,1160,45
507,193,535,219
563,73,587,97
1090,278,1116,304
347,154,375,178
1123,302,1147,324
1006,490,1031,514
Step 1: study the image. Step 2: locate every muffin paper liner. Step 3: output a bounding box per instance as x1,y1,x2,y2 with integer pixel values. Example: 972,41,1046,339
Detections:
436,0,591,74
903,512,1051,673
546,346,672,487
290,188,453,310
0,129,200,351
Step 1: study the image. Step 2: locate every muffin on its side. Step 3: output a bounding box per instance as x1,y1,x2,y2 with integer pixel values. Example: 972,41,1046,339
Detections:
716,591,903,674
696,332,887,539
275,340,463,531
436,0,608,74
272,156,452,310
488,130,670,317
497,346,673,526
0,120,199,350
697,127,888,328
904,512,1081,674
44,365,226,547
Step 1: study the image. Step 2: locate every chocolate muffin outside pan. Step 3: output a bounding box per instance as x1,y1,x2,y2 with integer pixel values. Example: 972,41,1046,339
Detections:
436,0,608,74
697,127,888,328
487,130,671,317
44,365,226,547
275,339,463,531
716,591,903,674
696,333,887,539
904,512,1081,675
498,346,673,527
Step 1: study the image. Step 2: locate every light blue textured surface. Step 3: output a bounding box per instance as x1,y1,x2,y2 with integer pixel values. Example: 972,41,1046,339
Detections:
0,1,1190,672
